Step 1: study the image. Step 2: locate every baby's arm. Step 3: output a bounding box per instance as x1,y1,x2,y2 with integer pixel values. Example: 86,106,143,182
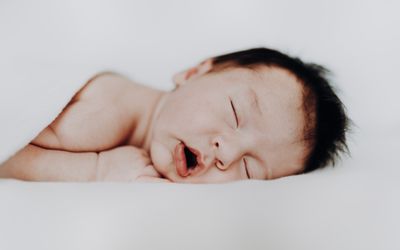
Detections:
0,145,165,182
0,144,98,181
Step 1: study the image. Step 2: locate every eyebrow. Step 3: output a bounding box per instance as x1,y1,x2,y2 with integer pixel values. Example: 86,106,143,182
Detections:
249,87,263,117
251,154,270,180
247,88,270,179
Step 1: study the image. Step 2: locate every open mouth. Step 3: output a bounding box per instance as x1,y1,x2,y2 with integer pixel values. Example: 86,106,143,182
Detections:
183,145,198,170
174,142,201,177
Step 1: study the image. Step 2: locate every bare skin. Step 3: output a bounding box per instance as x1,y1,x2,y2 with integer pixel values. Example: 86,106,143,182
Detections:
0,59,308,183
0,73,170,182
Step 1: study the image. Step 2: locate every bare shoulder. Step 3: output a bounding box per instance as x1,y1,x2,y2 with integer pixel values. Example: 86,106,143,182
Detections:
74,71,135,102
31,72,142,152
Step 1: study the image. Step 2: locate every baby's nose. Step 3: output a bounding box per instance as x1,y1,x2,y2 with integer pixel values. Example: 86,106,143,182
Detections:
211,135,244,170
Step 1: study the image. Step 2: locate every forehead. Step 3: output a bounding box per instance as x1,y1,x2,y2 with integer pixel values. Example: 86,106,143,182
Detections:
211,66,307,175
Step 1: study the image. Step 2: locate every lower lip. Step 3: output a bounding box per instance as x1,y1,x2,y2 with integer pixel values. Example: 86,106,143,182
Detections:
174,142,188,177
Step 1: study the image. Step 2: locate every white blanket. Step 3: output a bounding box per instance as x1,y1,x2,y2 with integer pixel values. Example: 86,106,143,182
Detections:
1,1,399,249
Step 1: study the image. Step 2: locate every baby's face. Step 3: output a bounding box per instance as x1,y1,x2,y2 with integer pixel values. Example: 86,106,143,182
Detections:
149,64,307,183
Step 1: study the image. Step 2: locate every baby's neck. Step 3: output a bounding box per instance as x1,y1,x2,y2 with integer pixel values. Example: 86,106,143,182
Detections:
124,82,167,151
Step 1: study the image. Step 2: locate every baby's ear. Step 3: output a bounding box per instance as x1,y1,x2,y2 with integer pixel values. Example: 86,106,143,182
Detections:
172,59,213,88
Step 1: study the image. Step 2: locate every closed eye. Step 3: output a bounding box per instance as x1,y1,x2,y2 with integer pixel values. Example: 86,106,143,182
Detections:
230,98,239,127
243,158,250,179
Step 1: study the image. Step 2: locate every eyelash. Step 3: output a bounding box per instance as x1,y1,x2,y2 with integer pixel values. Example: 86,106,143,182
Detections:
230,99,239,127
243,158,250,179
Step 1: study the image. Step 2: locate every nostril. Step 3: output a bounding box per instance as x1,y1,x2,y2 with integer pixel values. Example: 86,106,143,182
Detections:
215,159,224,169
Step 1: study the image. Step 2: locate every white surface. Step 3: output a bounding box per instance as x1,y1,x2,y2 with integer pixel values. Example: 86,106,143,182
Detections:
0,169,398,250
0,0,399,249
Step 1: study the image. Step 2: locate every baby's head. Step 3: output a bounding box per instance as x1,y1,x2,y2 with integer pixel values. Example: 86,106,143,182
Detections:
146,47,349,183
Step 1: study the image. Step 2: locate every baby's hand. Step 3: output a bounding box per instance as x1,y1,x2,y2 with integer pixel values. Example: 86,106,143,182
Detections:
96,146,170,182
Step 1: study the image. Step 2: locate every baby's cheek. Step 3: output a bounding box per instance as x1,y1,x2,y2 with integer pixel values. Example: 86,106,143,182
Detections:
150,141,174,176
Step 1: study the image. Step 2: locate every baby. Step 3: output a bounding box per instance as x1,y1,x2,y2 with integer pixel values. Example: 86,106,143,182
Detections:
0,48,349,183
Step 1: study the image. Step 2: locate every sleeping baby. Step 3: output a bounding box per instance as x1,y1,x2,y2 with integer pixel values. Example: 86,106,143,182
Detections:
0,47,349,183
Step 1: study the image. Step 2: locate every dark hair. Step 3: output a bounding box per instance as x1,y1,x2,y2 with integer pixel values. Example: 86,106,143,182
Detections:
210,47,349,173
